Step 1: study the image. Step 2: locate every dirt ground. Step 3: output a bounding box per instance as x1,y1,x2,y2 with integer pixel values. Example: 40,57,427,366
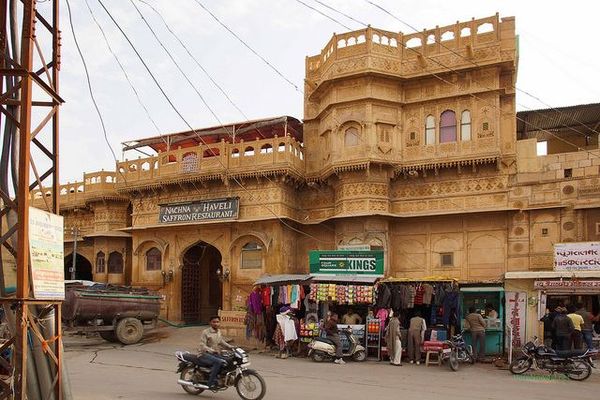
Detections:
63,326,599,400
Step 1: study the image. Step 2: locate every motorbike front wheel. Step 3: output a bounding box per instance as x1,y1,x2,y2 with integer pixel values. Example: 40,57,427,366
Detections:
448,349,459,371
179,366,204,395
352,350,366,362
235,369,267,400
311,352,326,362
509,356,532,375
566,360,592,381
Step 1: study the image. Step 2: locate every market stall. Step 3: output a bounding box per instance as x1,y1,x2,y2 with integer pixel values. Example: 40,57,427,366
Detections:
459,286,505,356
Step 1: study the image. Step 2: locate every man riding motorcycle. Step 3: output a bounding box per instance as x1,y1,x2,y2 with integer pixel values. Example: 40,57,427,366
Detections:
323,313,345,364
186,315,234,389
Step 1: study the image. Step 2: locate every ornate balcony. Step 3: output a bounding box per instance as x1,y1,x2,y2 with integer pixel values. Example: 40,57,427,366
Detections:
115,136,305,191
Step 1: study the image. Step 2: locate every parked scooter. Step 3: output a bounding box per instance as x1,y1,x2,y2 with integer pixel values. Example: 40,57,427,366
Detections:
509,337,597,381
307,327,367,362
175,348,266,399
440,331,475,371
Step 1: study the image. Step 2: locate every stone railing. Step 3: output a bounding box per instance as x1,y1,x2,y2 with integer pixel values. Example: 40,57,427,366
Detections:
30,171,119,209
115,136,305,187
306,14,513,82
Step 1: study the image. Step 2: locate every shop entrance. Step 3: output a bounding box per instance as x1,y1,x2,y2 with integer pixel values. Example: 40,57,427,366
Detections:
181,242,223,324
63,253,93,281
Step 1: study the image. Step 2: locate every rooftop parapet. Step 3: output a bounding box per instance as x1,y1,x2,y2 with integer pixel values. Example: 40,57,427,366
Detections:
30,171,120,209
305,14,515,87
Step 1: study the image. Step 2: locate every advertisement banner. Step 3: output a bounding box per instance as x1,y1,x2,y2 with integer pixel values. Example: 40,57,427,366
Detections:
309,250,384,276
554,242,600,271
29,207,65,300
505,291,527,350
158,197,239,224
0,202,17,295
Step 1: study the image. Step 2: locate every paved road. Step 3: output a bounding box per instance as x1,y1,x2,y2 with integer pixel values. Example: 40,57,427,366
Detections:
64,326,599,400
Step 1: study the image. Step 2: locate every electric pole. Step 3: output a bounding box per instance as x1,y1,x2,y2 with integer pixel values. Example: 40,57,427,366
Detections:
70,227,79,280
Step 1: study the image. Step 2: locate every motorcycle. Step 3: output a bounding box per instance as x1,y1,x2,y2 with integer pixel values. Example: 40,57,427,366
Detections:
175,348,266,399
307,327,367,362
509,337,597,381
440,331,475,371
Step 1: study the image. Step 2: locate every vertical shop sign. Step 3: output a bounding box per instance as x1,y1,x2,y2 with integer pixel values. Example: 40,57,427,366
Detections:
505,291,526,349
29,207,65,300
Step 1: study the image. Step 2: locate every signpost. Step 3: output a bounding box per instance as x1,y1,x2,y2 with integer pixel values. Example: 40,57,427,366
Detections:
309,250,384,276
158,197,239,224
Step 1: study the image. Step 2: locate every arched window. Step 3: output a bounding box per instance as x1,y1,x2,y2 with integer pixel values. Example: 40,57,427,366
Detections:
241,242,263,269
108,251,123,274
425,115,435,145
461,110,471,141
344,127,360,147
440,110,457,143
146,247,162,271
96,251,105,273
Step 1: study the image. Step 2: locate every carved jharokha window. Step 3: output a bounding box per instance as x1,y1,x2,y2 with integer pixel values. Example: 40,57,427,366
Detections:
95,251,105,273
344,127,360,147
425,115,435,145
146,247,162,271
440,110,457,143
108,251,123,274
461,110,471,141
241,242,263,269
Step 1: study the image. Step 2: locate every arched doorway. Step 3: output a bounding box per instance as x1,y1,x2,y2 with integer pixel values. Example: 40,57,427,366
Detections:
181,242,223,324
64,253,93,281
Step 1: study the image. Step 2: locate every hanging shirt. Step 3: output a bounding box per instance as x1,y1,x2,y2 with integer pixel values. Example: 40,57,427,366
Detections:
414,285,425,305
422,284,434,305
376,308,389,333
407,285,416,308
248,290,263,315
261,286,271,308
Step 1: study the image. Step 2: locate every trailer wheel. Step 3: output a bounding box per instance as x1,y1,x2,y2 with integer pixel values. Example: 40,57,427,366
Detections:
116,318,144,345
99,331,119,342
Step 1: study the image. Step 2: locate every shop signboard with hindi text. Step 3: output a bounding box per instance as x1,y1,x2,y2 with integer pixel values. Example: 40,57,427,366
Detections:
505,291,526,350
309,250,384,276
29,207,65,300
158,198,239,224
554,242,600,271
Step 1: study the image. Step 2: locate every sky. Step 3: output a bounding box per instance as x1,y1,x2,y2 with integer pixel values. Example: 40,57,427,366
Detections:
32,0,600,183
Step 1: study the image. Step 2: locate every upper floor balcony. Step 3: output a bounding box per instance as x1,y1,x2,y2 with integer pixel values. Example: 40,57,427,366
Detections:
305,14,516,89
30,171,120,209
115,135,305,190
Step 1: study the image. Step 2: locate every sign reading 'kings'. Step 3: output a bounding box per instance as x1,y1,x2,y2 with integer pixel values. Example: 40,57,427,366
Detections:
158,198,239,224
309,250,384,276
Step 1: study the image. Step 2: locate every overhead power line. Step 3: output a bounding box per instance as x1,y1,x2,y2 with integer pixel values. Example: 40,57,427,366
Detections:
95,0,332,244
313,0,368,27
65,0,120,166
302,0,599,158
192,0,303,94
294,0,352,31
364,0,600,140
82,0,166,146
136,0,249,122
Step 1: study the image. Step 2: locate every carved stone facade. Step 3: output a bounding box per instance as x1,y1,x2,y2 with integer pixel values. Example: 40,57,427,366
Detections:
33,14,600,326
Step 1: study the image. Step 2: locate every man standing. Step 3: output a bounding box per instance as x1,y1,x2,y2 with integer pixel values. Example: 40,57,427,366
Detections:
567,305,585,349
408,312,426,365
576,303,594,349
195,316,234,389
465,307,486,362
341,308,363,325
324,313,345,364
552,306,574,351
